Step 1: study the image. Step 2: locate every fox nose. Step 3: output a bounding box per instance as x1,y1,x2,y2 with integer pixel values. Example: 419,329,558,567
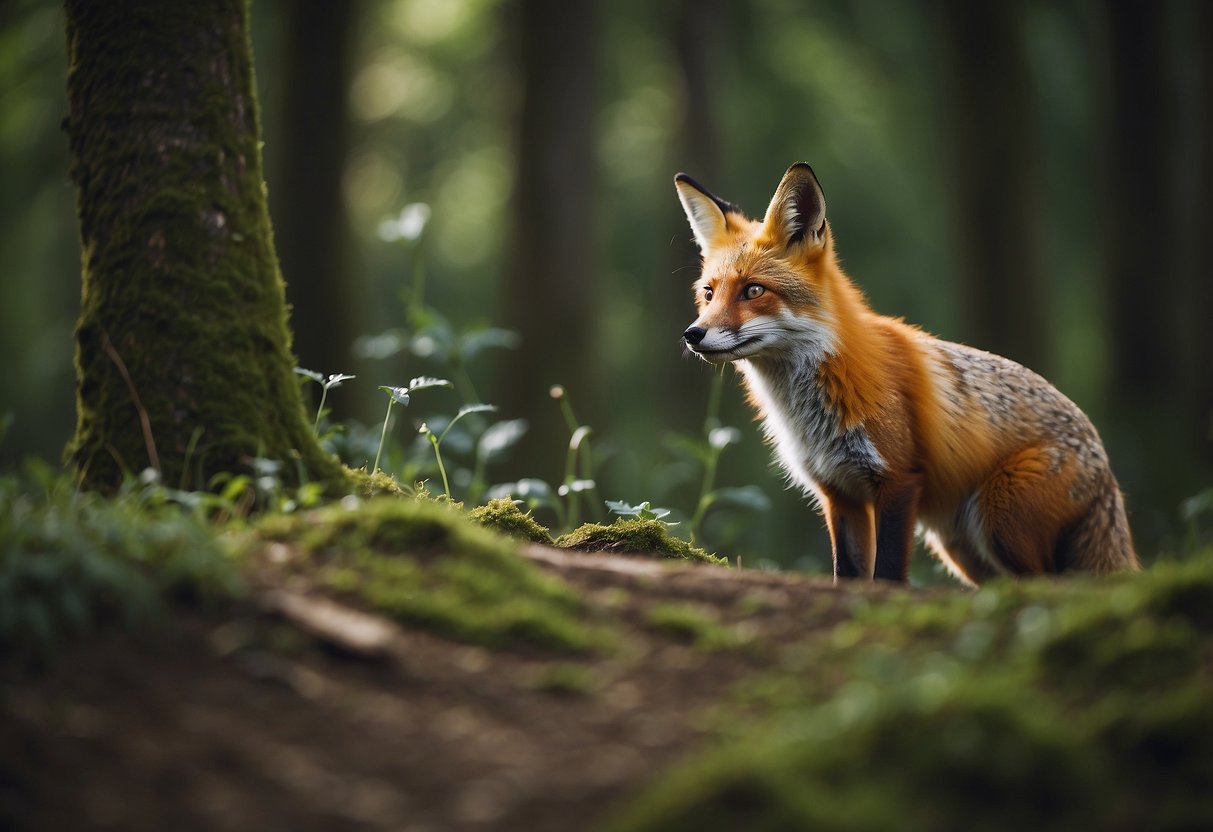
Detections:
683,326,707,346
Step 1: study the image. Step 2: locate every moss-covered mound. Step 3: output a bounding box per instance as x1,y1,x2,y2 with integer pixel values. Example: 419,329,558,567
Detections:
556,518,728,566
469,498,554,544
607,555,1213,831
255,497,608,652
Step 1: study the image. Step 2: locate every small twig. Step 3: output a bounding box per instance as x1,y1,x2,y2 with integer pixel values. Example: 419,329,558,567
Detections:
101,330,161,474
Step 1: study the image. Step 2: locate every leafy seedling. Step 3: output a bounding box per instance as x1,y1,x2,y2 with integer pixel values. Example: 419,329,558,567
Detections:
374,377,454,475
421,403,497,500
295,368,356,433
606,500,677,526
550,385,600,529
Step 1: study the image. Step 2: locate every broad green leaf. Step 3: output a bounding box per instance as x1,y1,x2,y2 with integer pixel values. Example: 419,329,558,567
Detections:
457,326,520,361
708,426,743,450
324,373,356,389
353,329,407,360
664,434,711,465
406,376,454,393
706,485,771,512
293,367,324,383
478,419,528,462
378,385,411,405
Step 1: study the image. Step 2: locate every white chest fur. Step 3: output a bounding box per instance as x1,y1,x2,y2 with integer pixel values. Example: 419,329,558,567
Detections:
738,356,886,501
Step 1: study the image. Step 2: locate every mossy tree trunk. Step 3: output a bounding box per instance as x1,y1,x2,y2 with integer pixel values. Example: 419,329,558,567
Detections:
63,0,350,492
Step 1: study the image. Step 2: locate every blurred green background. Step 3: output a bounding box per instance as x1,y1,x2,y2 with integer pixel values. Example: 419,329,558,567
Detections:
2,0,1210,573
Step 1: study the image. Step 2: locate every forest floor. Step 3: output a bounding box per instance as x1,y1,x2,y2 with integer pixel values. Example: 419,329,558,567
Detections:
2,537,887,832
5,496,1212,832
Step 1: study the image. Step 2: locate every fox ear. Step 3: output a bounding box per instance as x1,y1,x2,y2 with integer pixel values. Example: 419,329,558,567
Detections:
762,163,827,251
675,173,735,253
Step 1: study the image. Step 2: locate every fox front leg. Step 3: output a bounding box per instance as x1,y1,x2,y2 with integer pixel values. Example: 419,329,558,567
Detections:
872,475,923,583
824,495,876,580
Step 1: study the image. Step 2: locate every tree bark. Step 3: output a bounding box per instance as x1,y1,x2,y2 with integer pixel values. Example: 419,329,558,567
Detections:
937,0,1051,374
63,0,350,491
497,0,600,477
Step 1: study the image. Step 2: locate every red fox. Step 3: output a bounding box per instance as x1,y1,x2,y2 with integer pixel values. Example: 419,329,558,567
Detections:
675,163,1138,584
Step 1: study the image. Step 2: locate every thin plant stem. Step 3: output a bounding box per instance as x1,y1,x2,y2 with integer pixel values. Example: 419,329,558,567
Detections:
704,365,724,433
373,398,395,474
314,385,329,433
689,450,719,544
558,396,579,435
564,435,580,530
428,434,452,500
690,367,727,542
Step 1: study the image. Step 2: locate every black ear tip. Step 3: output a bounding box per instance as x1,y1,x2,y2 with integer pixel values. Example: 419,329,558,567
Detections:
787,161,819,181
784,161,825,200
674,172,694,185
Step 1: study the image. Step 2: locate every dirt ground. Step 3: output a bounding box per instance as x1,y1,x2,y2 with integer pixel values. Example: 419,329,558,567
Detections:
0,545,903,832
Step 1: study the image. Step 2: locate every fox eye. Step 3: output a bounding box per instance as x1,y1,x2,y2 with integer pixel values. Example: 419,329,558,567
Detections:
743,284,765,300
702,286,714,301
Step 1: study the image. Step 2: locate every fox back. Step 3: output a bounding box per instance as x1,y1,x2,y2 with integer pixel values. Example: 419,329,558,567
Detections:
675,163,1137,584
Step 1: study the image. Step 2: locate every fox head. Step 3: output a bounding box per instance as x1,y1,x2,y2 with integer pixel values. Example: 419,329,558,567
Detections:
675,163,839,364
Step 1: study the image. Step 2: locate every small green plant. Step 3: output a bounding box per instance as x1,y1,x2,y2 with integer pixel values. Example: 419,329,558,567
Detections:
606,500,676,525
1181,487,1213,552
550,384,599,530
421,403,497,501
374,376,454,475
666,368,770,545
294,368,356,434
365,201,519,402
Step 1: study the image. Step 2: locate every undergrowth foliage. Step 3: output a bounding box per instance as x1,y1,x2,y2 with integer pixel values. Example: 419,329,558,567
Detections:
322,200,770,554
0,462,239,660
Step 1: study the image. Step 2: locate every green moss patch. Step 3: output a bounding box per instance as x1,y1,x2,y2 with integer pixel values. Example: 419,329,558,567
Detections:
556,519,727,566
255,497,609,653
609,553,1213,831
469,498,554,544
0,472,240,661
646,602,754,652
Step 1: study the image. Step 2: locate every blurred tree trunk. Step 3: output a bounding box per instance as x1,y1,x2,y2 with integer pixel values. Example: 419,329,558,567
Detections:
269,0,358,408
659,0,725,432
1094,0,1190,537
63,0,350,492
937,0,1051,374
1099,1,1180,408
1196,2,1213,470
498,0,600,478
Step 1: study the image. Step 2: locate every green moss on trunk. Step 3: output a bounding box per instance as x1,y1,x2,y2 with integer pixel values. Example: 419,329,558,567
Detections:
62,0,352,493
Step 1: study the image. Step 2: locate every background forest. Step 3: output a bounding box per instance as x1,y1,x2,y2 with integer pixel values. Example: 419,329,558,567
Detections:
2,0,1211,572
